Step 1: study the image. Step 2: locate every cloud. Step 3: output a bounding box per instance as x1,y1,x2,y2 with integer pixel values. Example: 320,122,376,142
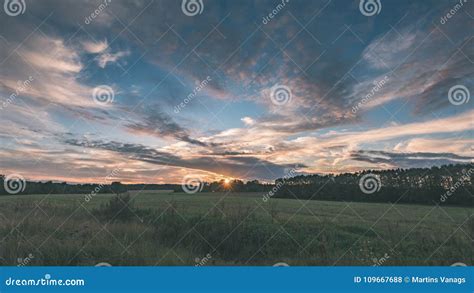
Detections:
362,29,418,70
322,110,474,145
124,108,209,146
357,17,474,114
204,110,473,167
217,112,474,173
82,39,108,53
81,39,129,68
241,117,255,126
22,40,83,73
0,35,99,108
349,150,473,169
95,50,129,68
394,138,473,156
63,138,305,180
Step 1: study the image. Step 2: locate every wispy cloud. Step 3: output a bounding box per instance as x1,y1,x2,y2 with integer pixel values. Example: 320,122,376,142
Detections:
82,39,109,54
95,50,130,68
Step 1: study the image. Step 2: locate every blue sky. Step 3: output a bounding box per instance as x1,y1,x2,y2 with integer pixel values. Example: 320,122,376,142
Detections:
0,0,472,183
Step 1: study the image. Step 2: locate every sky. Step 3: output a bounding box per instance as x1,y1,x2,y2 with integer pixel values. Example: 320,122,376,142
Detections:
0,0,473,184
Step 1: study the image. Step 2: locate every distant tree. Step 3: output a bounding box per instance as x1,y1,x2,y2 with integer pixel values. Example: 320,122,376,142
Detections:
230,179,244,191
246,180,262,192
110,182,126,195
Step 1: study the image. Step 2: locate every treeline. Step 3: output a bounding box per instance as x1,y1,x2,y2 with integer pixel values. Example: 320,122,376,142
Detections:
272,164,473,206
0,177,181,196
201,180,272,192
0,177,272,196
1,164,473,206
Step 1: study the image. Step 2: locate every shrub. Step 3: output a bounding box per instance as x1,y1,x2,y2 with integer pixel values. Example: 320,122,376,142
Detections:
97,193,135,222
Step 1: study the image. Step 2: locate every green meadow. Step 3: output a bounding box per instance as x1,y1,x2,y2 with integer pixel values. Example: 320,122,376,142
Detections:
0,192,472,266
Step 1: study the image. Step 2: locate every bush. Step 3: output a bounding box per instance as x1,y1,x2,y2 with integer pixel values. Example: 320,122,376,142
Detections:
97,193,136,222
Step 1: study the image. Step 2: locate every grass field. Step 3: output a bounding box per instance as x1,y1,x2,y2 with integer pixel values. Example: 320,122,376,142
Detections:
0,192,472,266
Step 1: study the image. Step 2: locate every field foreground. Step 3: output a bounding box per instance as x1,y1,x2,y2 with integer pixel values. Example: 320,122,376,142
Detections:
0,192,472,266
